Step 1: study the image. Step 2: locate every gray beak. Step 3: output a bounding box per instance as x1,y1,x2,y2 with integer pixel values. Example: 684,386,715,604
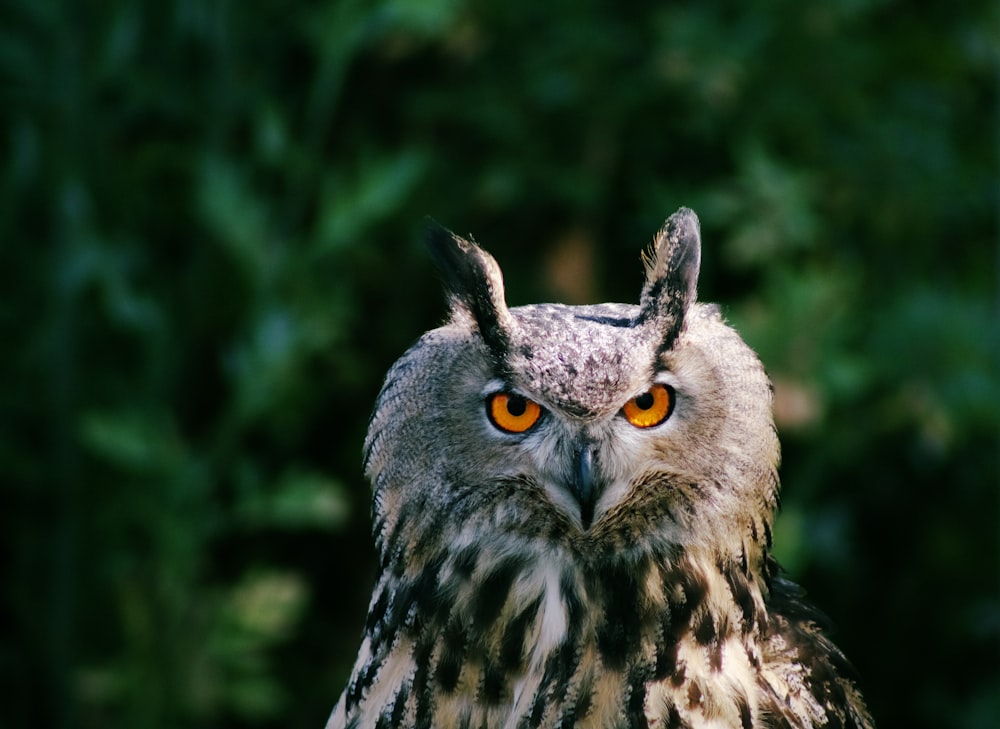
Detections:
571,444,597,529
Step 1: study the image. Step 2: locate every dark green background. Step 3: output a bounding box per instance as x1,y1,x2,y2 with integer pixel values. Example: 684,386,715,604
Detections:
2,1,997,727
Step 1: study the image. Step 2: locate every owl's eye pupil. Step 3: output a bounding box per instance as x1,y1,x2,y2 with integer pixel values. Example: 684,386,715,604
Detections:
634,392,655,410
506,395,527,416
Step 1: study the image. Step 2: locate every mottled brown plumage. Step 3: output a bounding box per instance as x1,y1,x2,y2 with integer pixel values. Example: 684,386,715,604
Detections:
326,209,873,729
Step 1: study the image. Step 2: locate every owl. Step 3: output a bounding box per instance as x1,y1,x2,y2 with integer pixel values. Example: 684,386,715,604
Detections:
326,208,874,729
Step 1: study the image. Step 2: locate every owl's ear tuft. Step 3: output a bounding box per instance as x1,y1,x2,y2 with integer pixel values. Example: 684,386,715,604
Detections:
425,220,515,360
639,207,702,351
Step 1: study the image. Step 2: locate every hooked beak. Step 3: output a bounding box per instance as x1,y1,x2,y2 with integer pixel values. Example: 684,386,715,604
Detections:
571,444,598,530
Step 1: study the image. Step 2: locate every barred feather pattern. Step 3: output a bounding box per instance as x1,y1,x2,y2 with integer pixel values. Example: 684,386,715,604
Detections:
327,469,872,729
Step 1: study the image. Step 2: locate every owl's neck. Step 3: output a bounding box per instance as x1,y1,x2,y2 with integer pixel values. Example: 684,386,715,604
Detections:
345,534,771,729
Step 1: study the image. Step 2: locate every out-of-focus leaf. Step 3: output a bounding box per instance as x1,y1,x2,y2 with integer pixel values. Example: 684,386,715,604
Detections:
315,150,429,252
224,570,308,641
236,469,351,531
380,0,464,35
703,145,818,268
197,156,278,290
79,410,179,471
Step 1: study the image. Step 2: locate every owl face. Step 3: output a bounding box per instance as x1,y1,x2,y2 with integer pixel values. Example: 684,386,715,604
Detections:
364,209,779,564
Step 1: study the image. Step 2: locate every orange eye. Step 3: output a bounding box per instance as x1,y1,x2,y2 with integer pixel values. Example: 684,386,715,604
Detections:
622,384,674,428
487,392,542,434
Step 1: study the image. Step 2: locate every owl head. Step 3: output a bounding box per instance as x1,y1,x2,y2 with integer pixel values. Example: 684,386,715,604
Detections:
365,208,779,576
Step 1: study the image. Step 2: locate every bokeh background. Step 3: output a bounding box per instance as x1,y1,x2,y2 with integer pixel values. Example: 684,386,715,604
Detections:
2,1,998,727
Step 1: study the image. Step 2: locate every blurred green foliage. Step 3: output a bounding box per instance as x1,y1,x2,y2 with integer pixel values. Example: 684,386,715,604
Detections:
1,1,997,727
